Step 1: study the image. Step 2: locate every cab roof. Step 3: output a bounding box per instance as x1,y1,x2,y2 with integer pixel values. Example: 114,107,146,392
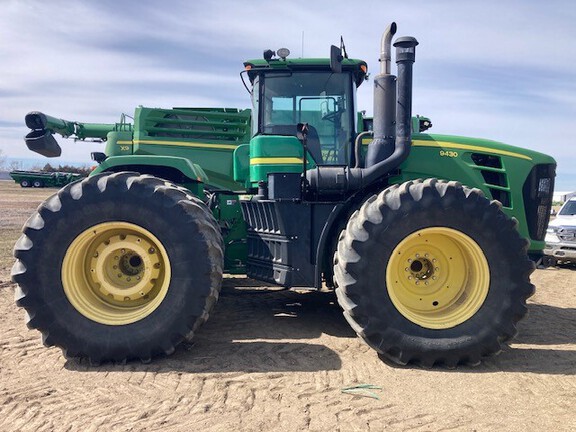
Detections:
243,57,368,87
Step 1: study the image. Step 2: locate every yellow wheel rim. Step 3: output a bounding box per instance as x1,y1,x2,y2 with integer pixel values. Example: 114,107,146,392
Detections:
62,222,171,325
386,227,489,329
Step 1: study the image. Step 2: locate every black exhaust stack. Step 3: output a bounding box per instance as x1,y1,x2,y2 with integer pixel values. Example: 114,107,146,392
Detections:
365,22,397,167
307,24,418,196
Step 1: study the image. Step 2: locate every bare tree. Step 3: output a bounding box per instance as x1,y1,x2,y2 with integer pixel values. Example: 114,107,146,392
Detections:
9,160,24,171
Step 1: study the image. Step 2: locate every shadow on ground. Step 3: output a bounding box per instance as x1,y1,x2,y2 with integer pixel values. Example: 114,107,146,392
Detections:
64,280,576,375
65,283,351,374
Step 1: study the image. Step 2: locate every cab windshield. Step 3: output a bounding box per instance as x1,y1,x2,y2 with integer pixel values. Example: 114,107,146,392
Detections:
559,200,576,216
254,71,355,165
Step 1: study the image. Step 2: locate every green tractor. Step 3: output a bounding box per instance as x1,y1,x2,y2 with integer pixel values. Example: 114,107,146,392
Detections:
13,23,556,367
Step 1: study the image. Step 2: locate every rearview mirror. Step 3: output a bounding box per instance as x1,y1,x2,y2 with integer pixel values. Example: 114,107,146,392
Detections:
330,45,343,73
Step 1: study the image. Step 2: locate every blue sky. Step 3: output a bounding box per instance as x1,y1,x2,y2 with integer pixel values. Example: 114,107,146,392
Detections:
1,0,575,189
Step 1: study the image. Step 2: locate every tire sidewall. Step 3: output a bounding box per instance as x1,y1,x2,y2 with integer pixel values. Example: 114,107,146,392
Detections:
336,182,532,361
24,176,219,357
361,199,519,342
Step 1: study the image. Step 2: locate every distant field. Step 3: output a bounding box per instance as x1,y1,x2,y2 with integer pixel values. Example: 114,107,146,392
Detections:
0,181,53,272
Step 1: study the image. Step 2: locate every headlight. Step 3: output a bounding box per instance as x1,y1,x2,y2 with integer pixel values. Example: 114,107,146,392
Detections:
545,227,560,243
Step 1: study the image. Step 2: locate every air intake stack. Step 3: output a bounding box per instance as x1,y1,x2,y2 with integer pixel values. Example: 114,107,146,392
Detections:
390,36,419,167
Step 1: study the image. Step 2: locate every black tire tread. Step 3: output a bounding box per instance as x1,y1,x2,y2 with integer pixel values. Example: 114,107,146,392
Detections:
334,178,535,367
12,172,223,363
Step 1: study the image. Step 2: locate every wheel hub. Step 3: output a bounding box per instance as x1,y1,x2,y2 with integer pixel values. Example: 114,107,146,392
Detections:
62,222,171,325
407,255,436,283
386,227,490,329
89,234,162,302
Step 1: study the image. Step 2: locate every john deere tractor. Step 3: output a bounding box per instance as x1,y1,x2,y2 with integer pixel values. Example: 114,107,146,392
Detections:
13,23,556,367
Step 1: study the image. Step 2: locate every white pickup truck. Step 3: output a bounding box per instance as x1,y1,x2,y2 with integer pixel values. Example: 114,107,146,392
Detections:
544,197,576,265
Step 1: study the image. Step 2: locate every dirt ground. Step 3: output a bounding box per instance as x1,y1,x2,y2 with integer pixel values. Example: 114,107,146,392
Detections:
0,180,575,432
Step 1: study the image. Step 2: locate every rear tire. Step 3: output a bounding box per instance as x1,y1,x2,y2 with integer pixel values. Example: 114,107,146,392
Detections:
12,172,223,363
32,180,43,188
334,179,534,367
20,180,30,188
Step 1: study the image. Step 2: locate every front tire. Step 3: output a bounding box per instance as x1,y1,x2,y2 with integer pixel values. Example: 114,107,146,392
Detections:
12,172,223,363
334,179,535,367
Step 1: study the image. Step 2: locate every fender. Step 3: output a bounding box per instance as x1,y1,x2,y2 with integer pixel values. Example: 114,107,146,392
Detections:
91,155,209,195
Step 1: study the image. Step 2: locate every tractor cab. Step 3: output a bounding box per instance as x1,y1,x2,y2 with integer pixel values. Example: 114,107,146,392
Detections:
239,51,368,189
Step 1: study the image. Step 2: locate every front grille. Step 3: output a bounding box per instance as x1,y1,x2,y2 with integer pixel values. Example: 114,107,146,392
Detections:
557,227,576,242
523,164,555,241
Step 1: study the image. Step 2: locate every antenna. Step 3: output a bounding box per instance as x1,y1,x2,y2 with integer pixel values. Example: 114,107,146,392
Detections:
340,36,348,59
301,31,304,57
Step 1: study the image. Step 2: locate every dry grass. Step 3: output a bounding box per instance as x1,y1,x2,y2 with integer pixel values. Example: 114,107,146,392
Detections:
0,181,53,274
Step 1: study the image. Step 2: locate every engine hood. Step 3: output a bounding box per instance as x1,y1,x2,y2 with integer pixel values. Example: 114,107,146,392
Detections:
549,215,576,228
